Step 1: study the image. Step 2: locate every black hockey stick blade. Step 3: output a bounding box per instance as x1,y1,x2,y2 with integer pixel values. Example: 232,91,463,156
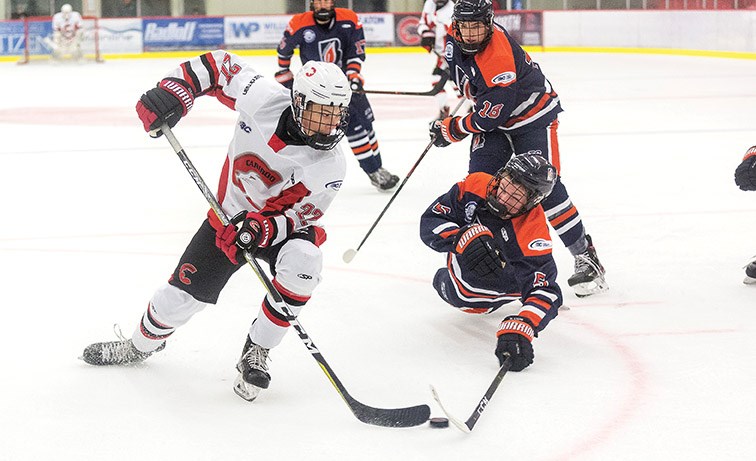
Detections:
430,356,512,433
356,71,449,97
346,396,431,428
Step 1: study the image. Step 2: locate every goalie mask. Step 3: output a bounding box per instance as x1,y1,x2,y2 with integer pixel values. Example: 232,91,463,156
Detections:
61,3,73,18
311,0,336,23
452,0,494,55
292,61,352,150
485,153,557,220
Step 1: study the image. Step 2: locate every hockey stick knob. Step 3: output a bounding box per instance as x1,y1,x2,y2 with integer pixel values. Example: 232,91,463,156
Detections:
342,249,357,263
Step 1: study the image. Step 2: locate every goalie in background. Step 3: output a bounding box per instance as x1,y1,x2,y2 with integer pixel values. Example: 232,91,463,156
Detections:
50,4,83,61
734,146,756,284
419,153,563,372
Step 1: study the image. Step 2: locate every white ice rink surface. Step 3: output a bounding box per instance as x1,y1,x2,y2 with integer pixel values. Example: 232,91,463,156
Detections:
1,51,755,460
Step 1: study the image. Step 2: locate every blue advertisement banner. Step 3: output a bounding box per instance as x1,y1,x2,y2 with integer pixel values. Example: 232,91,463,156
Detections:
142,17,224,50
0,21,53,56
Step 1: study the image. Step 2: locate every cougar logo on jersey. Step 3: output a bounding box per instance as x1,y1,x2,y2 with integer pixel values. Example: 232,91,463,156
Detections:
233,153,283,190
528,238,553,251
325,180,343,191
492,71,517,86
303,29,316,43
464,201,477,223
432,202,451,215
319,38,342,66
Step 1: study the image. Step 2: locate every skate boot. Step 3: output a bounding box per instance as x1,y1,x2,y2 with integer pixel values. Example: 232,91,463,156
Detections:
233,336,271,402
744,256,756,285
368,167,400,191
567,235,608,297
82,326,165,366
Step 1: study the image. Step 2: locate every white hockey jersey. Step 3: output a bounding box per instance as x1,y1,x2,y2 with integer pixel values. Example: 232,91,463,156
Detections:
52,11,83,39
417,0,454,55
164,50,347,247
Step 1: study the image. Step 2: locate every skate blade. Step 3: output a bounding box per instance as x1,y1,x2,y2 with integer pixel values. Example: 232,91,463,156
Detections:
744,276,756,285
572,277,609,298
233,374,262,402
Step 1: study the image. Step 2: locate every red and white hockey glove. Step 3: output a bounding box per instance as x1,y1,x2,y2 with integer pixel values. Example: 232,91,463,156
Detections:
346,71,364,92
735,146,756,191
215,211,276,264
453,224,502,277
136,77,194,138
495,315,536,371
429,116,468,148
274,69,294,89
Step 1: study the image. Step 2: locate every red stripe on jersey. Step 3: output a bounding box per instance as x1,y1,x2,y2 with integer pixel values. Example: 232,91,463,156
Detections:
278,58,291,67
273,278,311,303
262,181,312,214
204,51,221,86
209,86,236,110
505,93,554,127
346,62,362,73
262,300,290,327
180,62,199,94
313,225,327,247
461,114,478,134
350,143,372,154
268,134,287,152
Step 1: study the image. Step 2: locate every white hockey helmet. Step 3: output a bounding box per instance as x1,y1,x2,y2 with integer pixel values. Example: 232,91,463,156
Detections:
291,61,352,150
61,4,73,14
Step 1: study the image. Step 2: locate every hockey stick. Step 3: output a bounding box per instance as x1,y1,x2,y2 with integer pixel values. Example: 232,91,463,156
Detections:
159,124,430,428
355,70,449,97
342,96,466,263
429,355,512,433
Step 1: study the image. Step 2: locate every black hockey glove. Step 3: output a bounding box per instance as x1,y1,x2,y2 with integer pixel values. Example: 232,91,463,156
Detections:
495,315,536,372
429,116,467,148
136,77,194,138
453,224,502,277
420,34,435,52
734,148,756,191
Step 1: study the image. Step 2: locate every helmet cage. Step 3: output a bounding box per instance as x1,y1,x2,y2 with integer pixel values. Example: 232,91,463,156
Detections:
485,154,557,219
452,0,494,55
311,0,336,22
292,92,350,150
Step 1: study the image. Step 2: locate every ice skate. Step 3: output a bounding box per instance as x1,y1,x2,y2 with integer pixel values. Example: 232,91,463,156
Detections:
368,167,400,191
567,235,608,297
744,256,756,285
82,326,164,366
234,336,271,402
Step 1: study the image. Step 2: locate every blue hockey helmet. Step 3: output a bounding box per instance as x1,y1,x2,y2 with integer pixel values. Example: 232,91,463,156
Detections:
452,0,495,55
486,153,557,219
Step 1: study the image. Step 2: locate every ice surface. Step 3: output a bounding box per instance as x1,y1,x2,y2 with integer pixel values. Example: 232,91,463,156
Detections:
1,51,755,460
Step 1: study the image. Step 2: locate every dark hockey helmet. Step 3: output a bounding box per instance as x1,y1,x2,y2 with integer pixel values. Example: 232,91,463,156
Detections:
452,0,495,55
292,61,352,150
310,0,336,23
485,153,557,219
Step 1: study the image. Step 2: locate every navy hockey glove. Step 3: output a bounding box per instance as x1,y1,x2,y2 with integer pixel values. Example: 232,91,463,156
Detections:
274,69,294,89
136,77,194,138
215,211,276,264
453,224,502,277
495,315,536,371
734,147,756,191
429,116,467,148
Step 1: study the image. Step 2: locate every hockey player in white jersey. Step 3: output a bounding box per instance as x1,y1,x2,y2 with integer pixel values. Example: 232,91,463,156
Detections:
82,51,351,402
417,0,464,120
50,4,83,60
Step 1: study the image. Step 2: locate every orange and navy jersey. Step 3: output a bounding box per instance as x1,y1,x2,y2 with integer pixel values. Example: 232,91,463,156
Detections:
420,172,562,331
277,8,366,76
444,24,562,136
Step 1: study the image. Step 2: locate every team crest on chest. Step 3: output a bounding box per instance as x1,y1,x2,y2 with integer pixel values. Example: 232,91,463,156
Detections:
233,153,283,190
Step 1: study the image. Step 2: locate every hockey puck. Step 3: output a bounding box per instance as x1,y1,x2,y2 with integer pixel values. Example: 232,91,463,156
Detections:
429,417,449,428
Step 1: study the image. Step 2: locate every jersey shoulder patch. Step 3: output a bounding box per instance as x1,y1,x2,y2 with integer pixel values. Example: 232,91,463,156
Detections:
475,28,517,89
288,12,316,34
510,207,552,257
